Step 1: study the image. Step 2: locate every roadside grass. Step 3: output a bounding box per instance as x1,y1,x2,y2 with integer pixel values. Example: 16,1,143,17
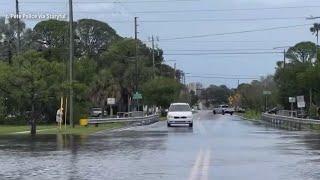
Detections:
0,123,124,135
242,110,261,121
39,123,124,135
0,125,55,135
160,117,167,121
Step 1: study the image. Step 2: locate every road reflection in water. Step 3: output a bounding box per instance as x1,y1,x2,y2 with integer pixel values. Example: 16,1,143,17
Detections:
1,113,320,180
0,130,169,180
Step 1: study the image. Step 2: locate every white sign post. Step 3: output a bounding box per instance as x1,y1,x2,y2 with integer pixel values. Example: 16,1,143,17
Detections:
107,98,116,116
289,97,296,117
263,91,272,111
296,95,305,118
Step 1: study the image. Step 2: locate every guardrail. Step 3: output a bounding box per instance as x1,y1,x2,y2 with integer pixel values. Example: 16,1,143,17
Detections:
262,113,320,124
88,114,159,125
261,113,320,130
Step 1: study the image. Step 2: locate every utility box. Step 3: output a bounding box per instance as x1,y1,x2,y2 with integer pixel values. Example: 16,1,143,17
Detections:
79,119,88,126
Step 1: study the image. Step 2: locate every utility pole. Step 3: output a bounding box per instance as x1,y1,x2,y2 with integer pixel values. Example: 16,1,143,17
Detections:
283,49,286,69
69,0,74,127
274,46,289,69
15,0,20,54
134,17,139,111
134,17,138,92
173,63,176,80
311,27,319,111
151,35,155,78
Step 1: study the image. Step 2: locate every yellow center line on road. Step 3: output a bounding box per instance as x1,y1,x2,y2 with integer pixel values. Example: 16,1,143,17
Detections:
189,149,204,180
201,150,211,180
188,148,211,180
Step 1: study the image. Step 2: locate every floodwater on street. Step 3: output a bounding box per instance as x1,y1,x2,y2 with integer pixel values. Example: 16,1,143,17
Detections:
1,110,320,180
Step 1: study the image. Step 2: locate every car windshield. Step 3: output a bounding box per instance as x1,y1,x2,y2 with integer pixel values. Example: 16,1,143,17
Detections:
169,105,191,112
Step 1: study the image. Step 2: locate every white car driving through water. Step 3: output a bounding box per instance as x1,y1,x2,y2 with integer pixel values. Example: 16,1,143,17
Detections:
167,103,193,127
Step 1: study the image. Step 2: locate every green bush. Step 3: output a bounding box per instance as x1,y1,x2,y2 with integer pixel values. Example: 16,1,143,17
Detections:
243,110,261,120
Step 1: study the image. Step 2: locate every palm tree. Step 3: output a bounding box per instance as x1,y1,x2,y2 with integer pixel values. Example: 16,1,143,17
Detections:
310,23,320,61
89,70,120,117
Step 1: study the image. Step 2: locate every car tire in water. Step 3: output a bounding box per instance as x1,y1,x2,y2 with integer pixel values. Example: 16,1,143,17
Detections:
167,123,171,127
230,112,233,115
213,111,216,115
189,123,193,127
222,111,225,115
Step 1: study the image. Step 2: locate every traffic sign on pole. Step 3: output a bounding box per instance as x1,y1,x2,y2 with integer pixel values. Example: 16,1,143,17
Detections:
107,98,116,105
133,92,142,100
263,91,272,95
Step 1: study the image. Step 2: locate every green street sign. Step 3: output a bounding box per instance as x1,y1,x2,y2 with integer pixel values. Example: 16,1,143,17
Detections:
263,91,272,95
133,92,142,100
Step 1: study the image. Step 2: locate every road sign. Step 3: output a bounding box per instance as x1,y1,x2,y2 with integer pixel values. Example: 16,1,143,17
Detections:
289,97,296,103
133,92,142,100
297,102,306,108
296,95,305,103
107,98,116,105
296,95,305,108
263,91,272,95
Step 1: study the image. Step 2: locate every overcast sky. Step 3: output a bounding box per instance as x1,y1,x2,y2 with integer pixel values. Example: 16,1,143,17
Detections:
1,0,320,87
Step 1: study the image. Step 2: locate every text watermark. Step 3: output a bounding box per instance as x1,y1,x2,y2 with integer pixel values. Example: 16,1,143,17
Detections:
6,13,67,20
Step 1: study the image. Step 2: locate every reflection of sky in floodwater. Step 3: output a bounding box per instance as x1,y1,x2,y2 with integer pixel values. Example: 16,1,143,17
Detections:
1,114,320,179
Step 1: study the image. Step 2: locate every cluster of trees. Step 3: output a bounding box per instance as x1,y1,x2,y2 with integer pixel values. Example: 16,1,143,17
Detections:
0,18,186,124
200,85,232,107
232,76,278,111
231,40,320,116
199,41,320,115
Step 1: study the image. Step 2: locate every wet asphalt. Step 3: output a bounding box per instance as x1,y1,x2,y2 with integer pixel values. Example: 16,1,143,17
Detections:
1,110,320,180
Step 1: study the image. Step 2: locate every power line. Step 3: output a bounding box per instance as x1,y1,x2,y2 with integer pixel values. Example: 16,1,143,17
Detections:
106,17,307,23
144,40,298,44
131,5,320,14
164,48,279,52
8,4,320,14
164,51,284,55
16,0,199,4
191,73,262,78
186,75,259,80
160,23,313,41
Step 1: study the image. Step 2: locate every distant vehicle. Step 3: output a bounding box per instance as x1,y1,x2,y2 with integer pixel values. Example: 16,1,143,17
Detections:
213,105,234,115
267,107,278,114
89,108,106,117
167,103,193,127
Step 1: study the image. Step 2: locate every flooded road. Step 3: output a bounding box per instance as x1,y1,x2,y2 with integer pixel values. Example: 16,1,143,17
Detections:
1,110,320,179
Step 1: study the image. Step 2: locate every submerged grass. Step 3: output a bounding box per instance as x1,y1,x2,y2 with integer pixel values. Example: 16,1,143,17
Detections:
0,123,124,135
242,110,261,121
